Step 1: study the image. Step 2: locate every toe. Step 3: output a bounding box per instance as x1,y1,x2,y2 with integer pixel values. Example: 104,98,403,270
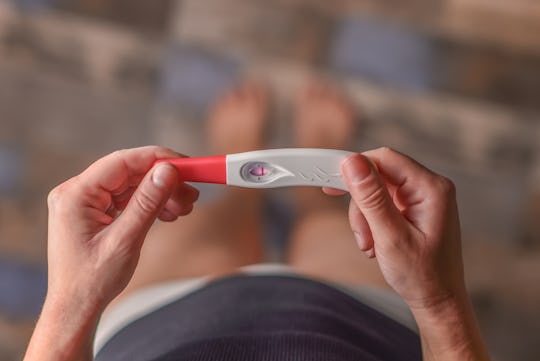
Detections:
244,82,267,105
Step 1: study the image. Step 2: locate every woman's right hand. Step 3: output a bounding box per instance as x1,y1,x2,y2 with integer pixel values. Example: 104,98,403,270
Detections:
341,148,491,360
341,147,466,310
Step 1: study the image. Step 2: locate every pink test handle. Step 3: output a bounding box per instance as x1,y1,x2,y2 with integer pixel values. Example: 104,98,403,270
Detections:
155,155,227,184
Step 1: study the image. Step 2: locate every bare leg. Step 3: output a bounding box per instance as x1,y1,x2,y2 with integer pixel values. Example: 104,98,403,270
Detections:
113,83,269,302
287,82,388,287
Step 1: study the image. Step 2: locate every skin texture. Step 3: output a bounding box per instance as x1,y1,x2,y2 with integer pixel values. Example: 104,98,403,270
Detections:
24,146,199,361
339,148,490,361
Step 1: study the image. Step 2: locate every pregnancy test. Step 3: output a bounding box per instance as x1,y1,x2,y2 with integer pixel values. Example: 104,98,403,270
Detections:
155,148,354,191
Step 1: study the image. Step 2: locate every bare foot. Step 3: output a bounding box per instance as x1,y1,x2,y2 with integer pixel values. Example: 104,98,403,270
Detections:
287,82,387,288
109,84,270,306
292,82,357,215
207,82,269,154
295,82,356,149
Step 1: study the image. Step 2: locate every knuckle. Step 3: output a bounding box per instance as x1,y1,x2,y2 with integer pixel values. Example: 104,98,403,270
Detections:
111,148,129,158
47,187,61,208
434,176,456,197
357,183,388,212
47,179,74,209
133,190,159,215
424,175,456,202
377,146,395,157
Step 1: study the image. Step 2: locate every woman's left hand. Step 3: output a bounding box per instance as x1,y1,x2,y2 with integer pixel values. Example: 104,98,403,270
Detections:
46,146,199,310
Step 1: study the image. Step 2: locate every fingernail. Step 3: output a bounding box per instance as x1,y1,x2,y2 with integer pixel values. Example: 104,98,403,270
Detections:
152,163,174,189
343,155,371,183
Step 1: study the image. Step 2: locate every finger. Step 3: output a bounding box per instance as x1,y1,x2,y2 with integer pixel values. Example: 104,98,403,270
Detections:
362,147,452,232
81,146,184,197
161,183,199,217
163,203,194,219
322,187,347,196
171,183,200,205
158,208,178,222
111,186,137,212
162,196,195,218
364,248,376,258
362,147,436,188
111,163,178,247
111,170,189,214
342,153,405,243
158,202,194,222
348,200,374,252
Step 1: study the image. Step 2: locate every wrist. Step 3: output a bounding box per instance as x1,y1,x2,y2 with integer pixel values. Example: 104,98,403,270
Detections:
43,290,102,325
410,290,472,331
410,291,490,361
406,283,468,312
46,279,109,317
25,293,101,361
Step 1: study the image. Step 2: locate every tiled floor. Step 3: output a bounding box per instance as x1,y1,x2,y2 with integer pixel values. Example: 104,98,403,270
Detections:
0,1,539,360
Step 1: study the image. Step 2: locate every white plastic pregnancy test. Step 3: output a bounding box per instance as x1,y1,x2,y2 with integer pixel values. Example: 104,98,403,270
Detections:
155,148,355,191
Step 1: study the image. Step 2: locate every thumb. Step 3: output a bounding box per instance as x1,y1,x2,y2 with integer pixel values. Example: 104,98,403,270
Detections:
342,154,405,243
111,163,178,247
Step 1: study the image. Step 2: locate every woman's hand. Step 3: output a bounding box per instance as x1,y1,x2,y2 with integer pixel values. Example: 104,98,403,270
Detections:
25,146,198,361
340,147,464,308
339,147,490,360
46,146,199,309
